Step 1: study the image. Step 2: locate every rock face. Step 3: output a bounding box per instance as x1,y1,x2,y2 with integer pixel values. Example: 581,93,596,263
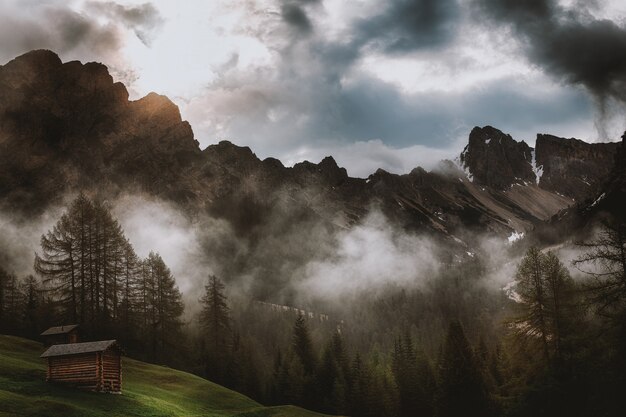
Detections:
535,134,619,200
460,126,535,189
459,127,618,202
0,50,200,212
0,50,620,245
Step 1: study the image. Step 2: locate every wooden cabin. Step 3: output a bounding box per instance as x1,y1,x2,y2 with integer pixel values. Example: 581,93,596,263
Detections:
40,340,122,393
40,325,80,347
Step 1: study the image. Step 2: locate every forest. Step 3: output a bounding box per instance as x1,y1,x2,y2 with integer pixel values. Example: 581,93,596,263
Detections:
1,194,625,417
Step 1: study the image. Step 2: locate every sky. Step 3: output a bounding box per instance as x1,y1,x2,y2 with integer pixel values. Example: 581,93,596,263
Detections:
1,0,625,177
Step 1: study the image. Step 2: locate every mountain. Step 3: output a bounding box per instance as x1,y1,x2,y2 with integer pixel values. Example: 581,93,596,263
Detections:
0,334,331,417
0,49,201,213
0,50,620,245
529,131,626,244
534,133,619,201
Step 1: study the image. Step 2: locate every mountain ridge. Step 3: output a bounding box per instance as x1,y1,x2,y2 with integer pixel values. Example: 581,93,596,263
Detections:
0,50,621,244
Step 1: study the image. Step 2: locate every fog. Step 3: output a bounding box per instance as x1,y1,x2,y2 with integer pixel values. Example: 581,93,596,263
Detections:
108,194,507,310
0,191,597,317
294,211,441,303
0,205,66,278
110,194,444,311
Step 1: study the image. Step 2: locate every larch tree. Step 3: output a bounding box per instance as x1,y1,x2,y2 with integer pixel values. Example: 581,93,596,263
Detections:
35,211,79,322
511,248,577,365
34,194,183,363
543,251,577,363
511,247,551,363
575,220,626,318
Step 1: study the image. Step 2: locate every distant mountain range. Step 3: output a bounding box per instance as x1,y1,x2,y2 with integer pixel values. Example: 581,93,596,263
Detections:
1,50,623,248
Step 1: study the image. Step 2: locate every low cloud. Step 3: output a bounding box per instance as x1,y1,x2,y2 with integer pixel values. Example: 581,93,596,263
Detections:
0,206,65,278
111,194,239,317
3,191,598,318
294,211,441,302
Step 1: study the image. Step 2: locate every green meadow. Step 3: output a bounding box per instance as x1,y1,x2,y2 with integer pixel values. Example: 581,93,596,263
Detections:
0,335,332,417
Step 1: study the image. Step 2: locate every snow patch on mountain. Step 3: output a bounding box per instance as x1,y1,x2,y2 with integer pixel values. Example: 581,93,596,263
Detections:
590,192,606,207
530,149,543,185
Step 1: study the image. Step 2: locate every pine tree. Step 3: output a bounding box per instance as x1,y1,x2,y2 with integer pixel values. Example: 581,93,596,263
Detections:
21,275,42,338
438,320,492,417
316,336,342,413
198,274,231,383
0,267,6,327
200,275,230,349
292,314,316,375
2,273,25,334
141,252,184,362
392,332,436,417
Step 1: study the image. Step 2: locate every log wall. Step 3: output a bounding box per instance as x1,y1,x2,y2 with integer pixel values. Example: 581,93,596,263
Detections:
48,353,98,390
47,350,122,393
102,350,122,393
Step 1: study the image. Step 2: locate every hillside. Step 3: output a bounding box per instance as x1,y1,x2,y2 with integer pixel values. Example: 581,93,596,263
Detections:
0,335,332,417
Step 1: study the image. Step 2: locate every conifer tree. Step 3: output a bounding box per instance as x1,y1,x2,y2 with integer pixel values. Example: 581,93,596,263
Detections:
141,252,184,361
292,314,316,375
198,274,231,383
575,220,626,318
21,275,42,338
34,195,183,362
512,248,577,365
438,320,492,417
200,275,230,349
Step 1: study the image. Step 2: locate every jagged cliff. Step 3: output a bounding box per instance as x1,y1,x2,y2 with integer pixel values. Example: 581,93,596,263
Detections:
0,50,620,245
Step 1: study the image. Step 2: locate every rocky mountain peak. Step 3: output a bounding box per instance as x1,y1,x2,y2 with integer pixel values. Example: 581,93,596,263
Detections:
0,50,621,241
0,50,199,211
0,49,62,84
534,134,619,200
292,156,347,184
317,156,348,185
460,126,535,189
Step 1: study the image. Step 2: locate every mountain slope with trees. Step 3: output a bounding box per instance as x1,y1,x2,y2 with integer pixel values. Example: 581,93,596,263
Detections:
2,49,626,417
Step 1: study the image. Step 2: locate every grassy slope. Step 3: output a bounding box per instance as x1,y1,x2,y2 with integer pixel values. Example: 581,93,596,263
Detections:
0,335,330,417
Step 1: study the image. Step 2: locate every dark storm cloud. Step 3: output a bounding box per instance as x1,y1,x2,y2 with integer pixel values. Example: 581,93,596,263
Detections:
192,0,597,170
357,0,461,53
0,5,121,62
474,0,626,103
85,2,164,46
281,3,313,34
276,0,461,53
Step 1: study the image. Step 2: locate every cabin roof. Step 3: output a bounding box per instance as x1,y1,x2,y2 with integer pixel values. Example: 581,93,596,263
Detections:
40,324,79,336
40,340,118,358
